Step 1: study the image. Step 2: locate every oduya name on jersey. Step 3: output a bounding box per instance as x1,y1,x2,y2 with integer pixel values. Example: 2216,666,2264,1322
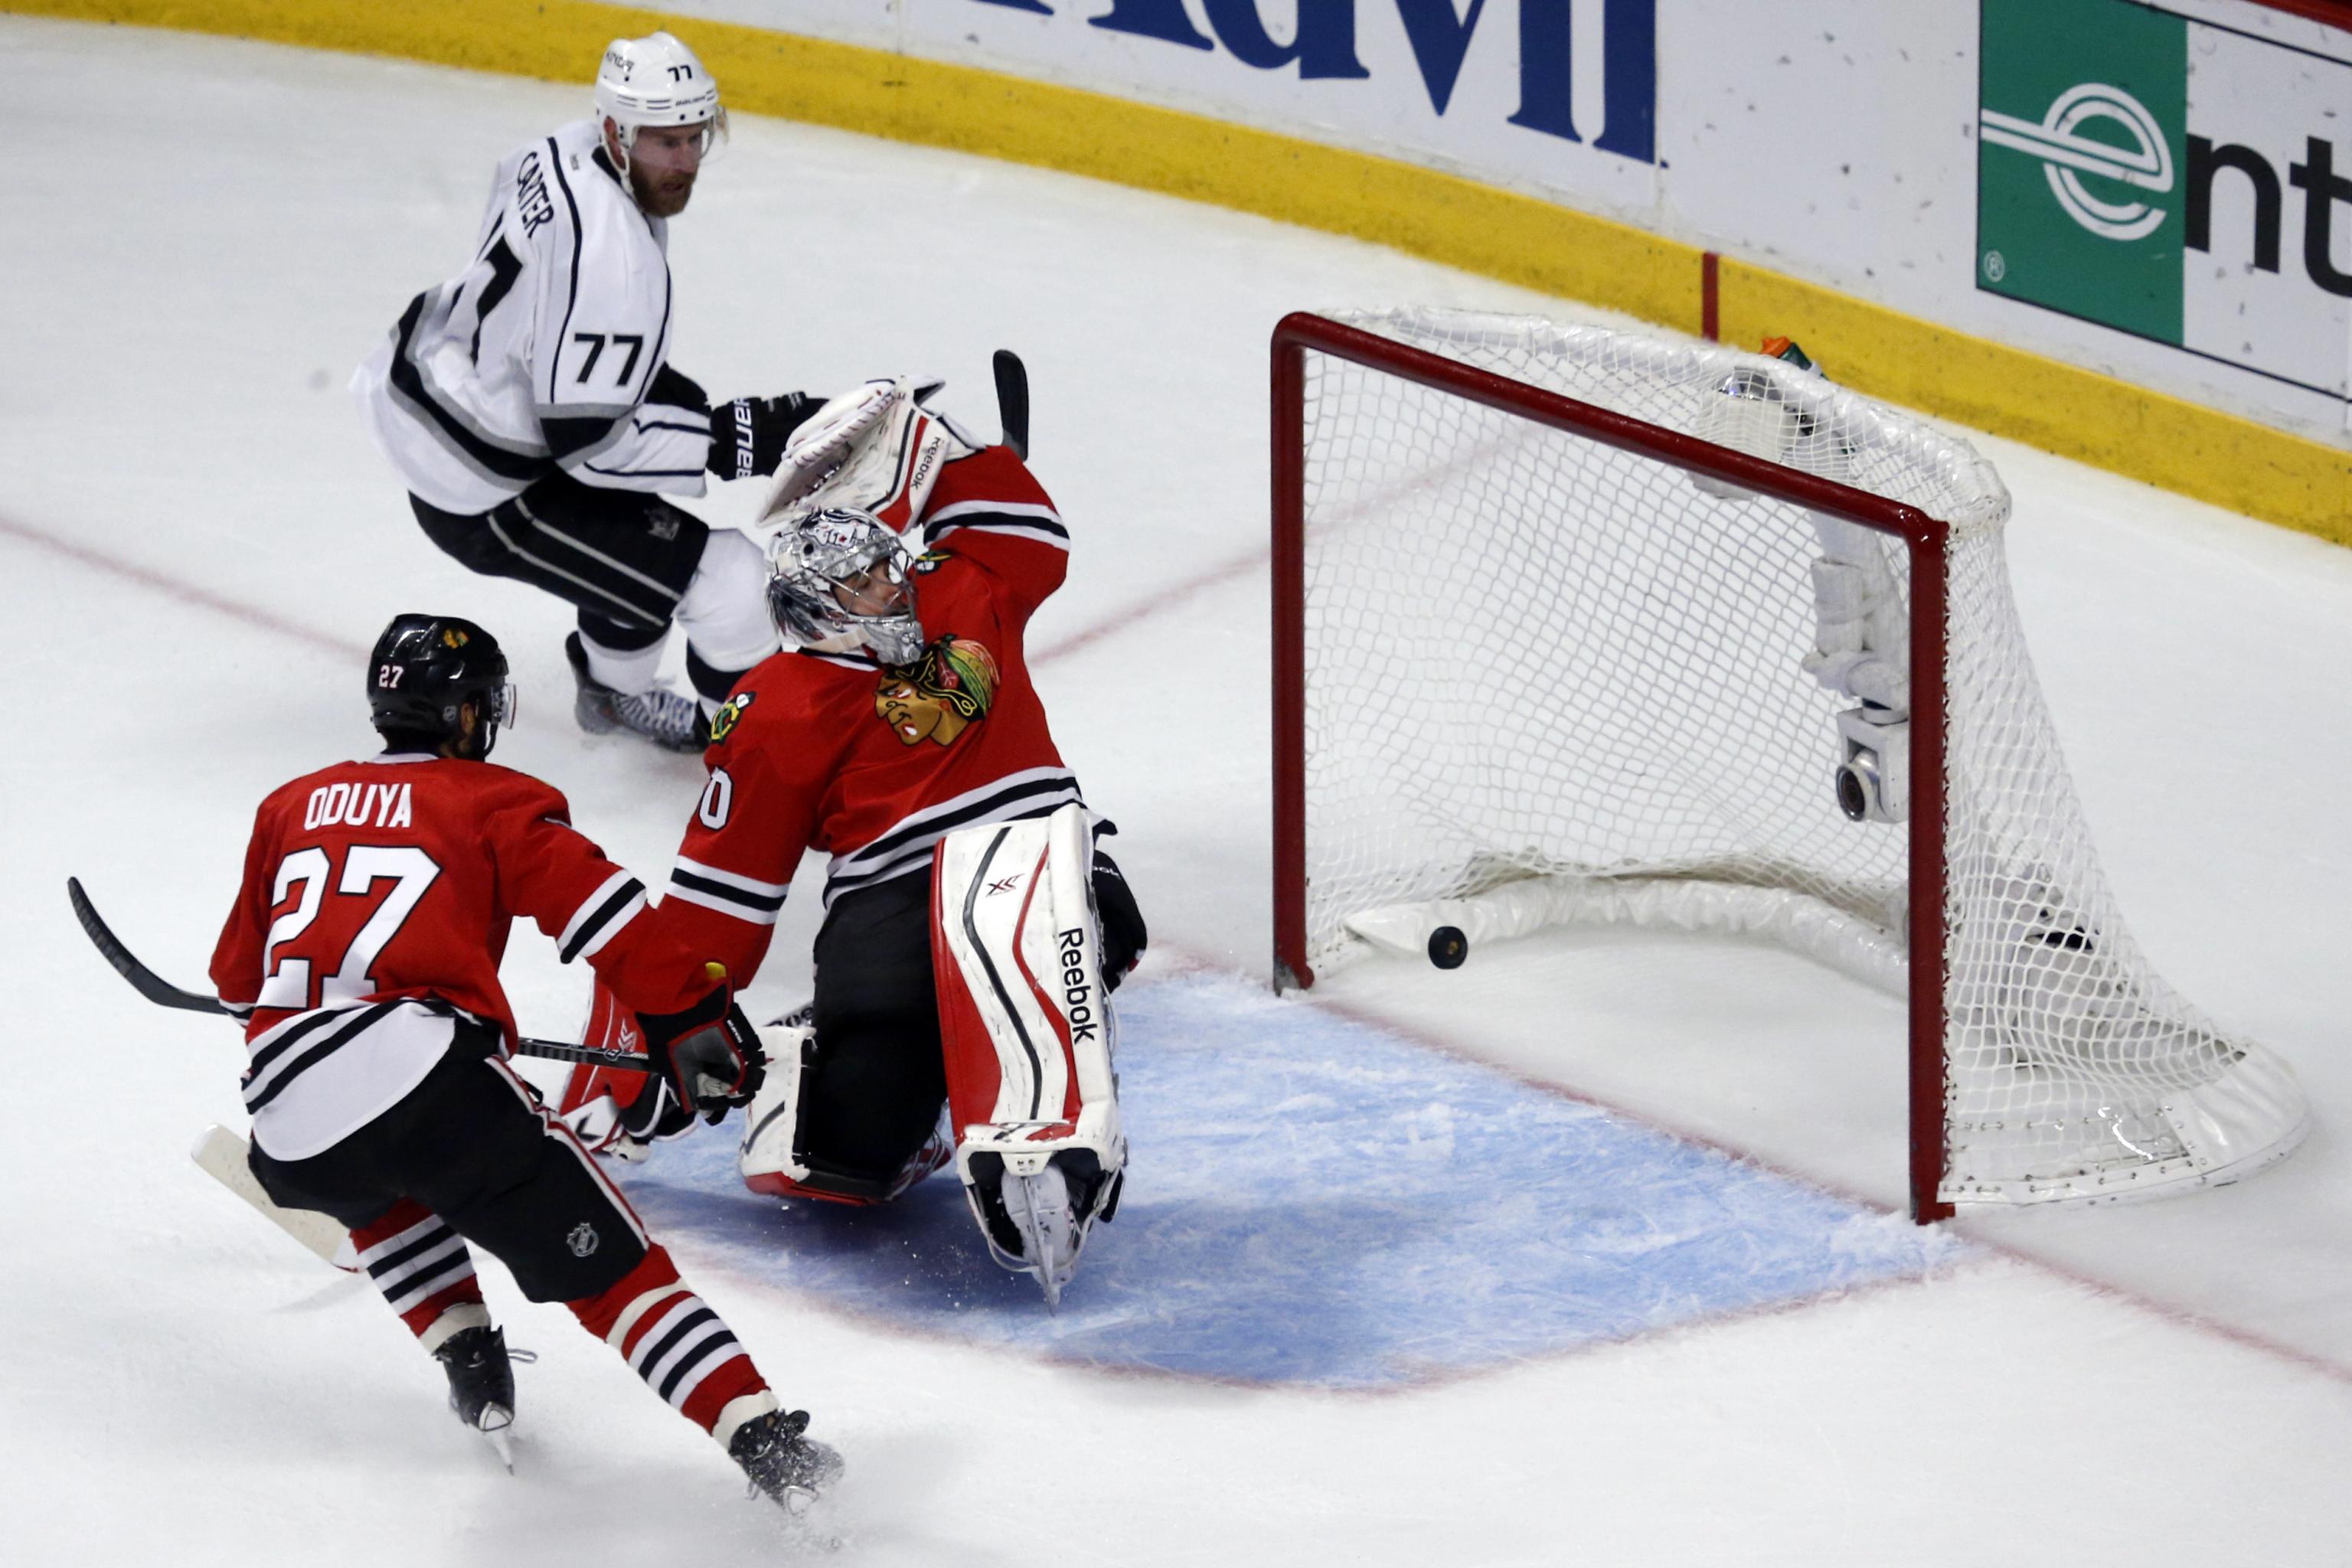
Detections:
302,780,416,831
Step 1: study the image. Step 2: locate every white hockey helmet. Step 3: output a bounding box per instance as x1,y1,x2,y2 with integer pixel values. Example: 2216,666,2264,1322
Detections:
766,508,927,665
593,32,727,166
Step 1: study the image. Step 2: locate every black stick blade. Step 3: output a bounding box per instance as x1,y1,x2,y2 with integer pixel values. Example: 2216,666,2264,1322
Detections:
992,348,1030,459
69,876,648,1070
67,877,229,1014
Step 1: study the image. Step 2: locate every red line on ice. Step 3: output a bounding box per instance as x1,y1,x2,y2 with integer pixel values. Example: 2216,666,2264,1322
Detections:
21,508,2344,1390
0,512,368,660
1030,546,1264,664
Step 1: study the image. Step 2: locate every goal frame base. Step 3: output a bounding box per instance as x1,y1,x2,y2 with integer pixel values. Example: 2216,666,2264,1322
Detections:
1269,311,1957,1222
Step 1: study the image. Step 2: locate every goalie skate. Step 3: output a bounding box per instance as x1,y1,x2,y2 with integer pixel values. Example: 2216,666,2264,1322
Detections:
959,1146,1123,1312
931,803,1126,1308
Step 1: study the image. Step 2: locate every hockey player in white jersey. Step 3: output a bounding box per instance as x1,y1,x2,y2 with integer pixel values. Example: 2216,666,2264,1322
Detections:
354,31,820,753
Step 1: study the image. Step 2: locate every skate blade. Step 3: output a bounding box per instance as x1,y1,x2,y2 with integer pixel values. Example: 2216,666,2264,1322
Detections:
476,1405,515,1473
1000,1169,1079,1312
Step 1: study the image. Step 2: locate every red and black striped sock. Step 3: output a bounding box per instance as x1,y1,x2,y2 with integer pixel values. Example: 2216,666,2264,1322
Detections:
567,1243,775,1444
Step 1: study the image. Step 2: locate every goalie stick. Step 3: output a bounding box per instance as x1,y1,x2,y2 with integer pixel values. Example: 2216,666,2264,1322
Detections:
189,1123,358,1271
992,348,1029,459
66,877,652,1073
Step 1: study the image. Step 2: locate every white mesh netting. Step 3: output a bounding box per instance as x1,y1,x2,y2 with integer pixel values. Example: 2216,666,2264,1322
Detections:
1292,309,2305,1207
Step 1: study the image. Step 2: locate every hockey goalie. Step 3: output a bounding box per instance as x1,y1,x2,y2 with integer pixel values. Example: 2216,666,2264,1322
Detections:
558,374,1145,1307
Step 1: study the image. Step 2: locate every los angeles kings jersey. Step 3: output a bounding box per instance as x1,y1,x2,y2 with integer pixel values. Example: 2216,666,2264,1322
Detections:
352,119,713,516
211,753,710,1161
653,445,1088,983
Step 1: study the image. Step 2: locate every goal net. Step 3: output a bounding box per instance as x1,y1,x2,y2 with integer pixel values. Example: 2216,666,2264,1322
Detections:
1271,309,2306,1218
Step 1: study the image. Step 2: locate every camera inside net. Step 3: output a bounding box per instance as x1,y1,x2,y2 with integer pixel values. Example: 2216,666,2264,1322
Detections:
1834,706,1909,824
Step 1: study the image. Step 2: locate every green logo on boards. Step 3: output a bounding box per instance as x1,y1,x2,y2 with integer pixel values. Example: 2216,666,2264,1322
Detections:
1978,0,2188,344
1977,0,2352,409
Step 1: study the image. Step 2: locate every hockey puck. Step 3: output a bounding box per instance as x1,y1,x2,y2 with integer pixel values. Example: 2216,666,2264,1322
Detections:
1427,926,1468,969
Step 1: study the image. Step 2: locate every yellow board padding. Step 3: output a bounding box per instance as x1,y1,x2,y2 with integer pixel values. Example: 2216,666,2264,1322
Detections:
12,0,2347,544
17,0,1702,332
1717,262,2352,549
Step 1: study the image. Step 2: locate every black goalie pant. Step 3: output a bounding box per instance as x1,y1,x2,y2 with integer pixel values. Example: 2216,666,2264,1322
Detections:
808,851,1147,1185
249,1024,647,1304
410,472,710,658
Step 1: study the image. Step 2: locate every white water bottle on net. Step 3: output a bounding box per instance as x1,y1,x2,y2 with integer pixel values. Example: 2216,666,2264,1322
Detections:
1269,308,2305,1218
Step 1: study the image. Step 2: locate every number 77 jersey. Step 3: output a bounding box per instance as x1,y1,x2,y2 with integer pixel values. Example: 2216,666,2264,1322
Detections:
351,119,708,517
209,753,705,1161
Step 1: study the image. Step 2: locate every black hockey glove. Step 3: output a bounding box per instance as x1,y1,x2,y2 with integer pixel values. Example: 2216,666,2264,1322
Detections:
1092,848,1148,993
637,982,767,1125
707,393,823,481
615,1076,695,1144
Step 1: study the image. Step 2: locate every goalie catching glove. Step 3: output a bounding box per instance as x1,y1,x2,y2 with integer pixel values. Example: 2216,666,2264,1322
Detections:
707,393,825,482
754,374,981,535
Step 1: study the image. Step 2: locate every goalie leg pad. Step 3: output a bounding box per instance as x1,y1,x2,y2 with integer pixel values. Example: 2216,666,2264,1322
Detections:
555,980,653,1123
737,1018,815,1197
930,802,1125,1305
738,1017,955,1205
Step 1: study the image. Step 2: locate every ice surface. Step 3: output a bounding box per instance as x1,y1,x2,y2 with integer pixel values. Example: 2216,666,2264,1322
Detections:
627,973,1968,1387
3,16,2350,1566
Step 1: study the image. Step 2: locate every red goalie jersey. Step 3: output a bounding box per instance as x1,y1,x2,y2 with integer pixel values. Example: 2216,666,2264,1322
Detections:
652,444,1086,982
211,755,709,1159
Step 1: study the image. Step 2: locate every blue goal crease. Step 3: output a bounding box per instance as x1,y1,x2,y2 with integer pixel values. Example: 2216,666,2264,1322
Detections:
615,972,1968,1390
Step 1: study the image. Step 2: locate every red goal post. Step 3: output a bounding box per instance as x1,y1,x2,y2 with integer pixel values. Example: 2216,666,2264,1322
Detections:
1269,309,2305,1223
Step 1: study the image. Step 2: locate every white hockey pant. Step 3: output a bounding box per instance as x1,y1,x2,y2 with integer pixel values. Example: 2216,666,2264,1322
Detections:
577,528,778,699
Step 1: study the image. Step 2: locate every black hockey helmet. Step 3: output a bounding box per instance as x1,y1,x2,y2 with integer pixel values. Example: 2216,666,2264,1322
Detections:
367,613,516,757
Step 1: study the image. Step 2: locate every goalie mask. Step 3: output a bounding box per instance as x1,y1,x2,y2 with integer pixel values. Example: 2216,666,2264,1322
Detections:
766,509,927,666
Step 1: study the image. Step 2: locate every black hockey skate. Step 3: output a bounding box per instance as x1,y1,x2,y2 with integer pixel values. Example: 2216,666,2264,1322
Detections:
565,632,709,753
729,1408,843,1514
433,1325,522,1471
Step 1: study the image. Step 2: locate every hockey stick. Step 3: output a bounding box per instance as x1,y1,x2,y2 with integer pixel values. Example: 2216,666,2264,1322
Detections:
66,877,651,1073
189,1124,357,1270
68,876,224,1016
992,348,1029,459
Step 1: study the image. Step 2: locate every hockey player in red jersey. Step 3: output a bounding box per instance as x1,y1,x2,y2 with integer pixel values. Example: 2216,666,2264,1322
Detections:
210,612,838,1508
567,377,1145,1296
678,384,1142,1281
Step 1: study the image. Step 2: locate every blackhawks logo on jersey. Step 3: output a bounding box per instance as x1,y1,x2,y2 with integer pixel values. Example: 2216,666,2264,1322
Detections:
874,635,998,747
707,689,756,744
